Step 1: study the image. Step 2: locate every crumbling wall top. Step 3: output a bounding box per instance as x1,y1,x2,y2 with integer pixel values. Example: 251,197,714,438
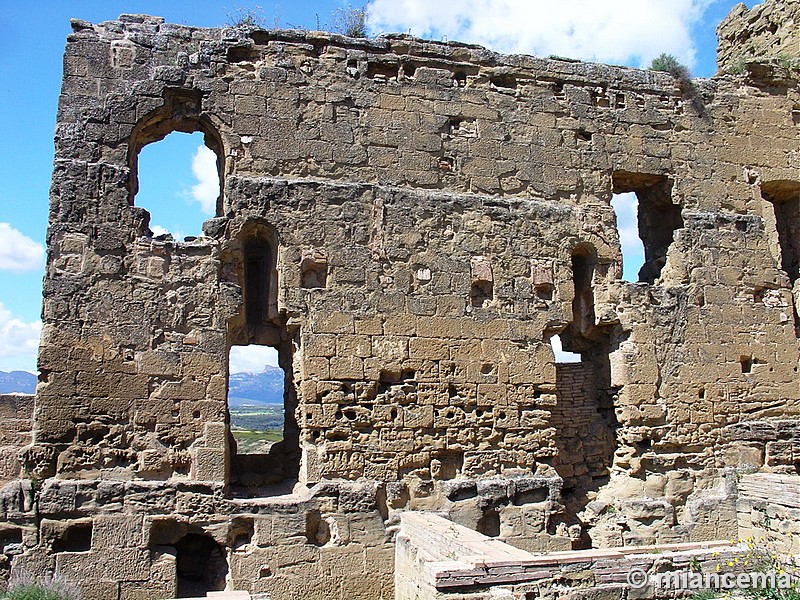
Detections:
717,0,800,72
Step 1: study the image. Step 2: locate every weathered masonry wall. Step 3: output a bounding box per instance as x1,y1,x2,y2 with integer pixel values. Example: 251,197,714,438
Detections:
737,473,800,553
0,395,33,484
717,0,800,71
3,3,799,598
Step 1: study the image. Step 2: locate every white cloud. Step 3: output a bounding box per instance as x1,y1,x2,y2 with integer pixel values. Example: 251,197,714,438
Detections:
150,224,188,241
190,145,220,216
0,223,44,273
150,225,170,237
368,0,720,68
229,345,280,374
611,192,645,281
0,302,41,372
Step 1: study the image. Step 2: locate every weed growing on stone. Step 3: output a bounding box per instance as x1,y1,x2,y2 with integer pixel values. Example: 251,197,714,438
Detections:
331,4,369,37
649,53,691,81
2,572,80,600
226,5,268,28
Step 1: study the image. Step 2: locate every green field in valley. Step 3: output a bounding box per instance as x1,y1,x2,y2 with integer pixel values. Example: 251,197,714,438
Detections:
230,403,284,454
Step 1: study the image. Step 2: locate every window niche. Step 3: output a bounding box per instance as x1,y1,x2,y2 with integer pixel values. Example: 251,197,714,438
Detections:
551,245,620,525
175,533,227,597
226,223,300,494
612,171,682,284
762,180,800,285
557,245,612,366
128,89,224,240
762,180,800,336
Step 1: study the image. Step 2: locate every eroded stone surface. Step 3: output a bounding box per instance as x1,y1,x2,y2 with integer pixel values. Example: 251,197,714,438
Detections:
1,2,799,597
718,0,800,71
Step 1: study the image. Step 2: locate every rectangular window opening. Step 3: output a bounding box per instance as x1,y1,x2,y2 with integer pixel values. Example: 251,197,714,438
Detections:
612,172,682,284
228,345,286,454
549,333,581,364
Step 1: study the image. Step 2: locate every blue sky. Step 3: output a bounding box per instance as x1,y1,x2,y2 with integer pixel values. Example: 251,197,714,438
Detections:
0,0,754,373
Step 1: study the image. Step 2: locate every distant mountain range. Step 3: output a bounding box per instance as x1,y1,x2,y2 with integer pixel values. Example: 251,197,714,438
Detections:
0,368,284,405
0,371,37,394
229,366,285,406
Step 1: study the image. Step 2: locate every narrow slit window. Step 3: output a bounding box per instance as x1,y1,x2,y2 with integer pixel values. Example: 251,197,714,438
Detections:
611,192,645,282
244,237,272,326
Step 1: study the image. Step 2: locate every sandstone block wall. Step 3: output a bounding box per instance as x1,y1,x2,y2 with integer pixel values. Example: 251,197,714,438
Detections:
0,395,34,484
717,0,800,70
2,3,799,597
737,473,800,553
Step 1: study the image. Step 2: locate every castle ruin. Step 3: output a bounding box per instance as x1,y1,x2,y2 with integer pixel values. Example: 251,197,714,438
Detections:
0,1,799,598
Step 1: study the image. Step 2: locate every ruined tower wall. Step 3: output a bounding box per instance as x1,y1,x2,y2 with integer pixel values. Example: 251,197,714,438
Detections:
34,16,799,490
718,0,800,71
0,395,33,484
4,8,799,599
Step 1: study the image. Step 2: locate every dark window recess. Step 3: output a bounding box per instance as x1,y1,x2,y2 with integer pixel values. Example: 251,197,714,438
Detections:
175,533,227,598
763,180,800,336
227,45,260,63
763,181,800,285
612,172,682,284
554,244,621,532
244,237,272,327
477,508,501,537
367,61,398,80
52,521,92,553
490,73,517,89
470,280,493,307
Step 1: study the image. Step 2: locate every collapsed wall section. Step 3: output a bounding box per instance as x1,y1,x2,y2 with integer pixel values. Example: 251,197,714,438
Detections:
717,0,800,71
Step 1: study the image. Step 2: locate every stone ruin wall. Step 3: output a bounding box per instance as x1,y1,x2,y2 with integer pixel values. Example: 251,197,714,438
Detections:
718,0,800,70
0,395,34,484
0,1,797,597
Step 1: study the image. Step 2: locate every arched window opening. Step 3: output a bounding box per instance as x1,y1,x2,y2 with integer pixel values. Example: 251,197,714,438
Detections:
225,224,300,495
135,131,220,239
128,89,224,241
174,533,227,597
612,172,681,284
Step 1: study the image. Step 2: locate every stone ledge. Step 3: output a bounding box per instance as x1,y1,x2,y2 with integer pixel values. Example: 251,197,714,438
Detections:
738,473,800,508
400,511,737,591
